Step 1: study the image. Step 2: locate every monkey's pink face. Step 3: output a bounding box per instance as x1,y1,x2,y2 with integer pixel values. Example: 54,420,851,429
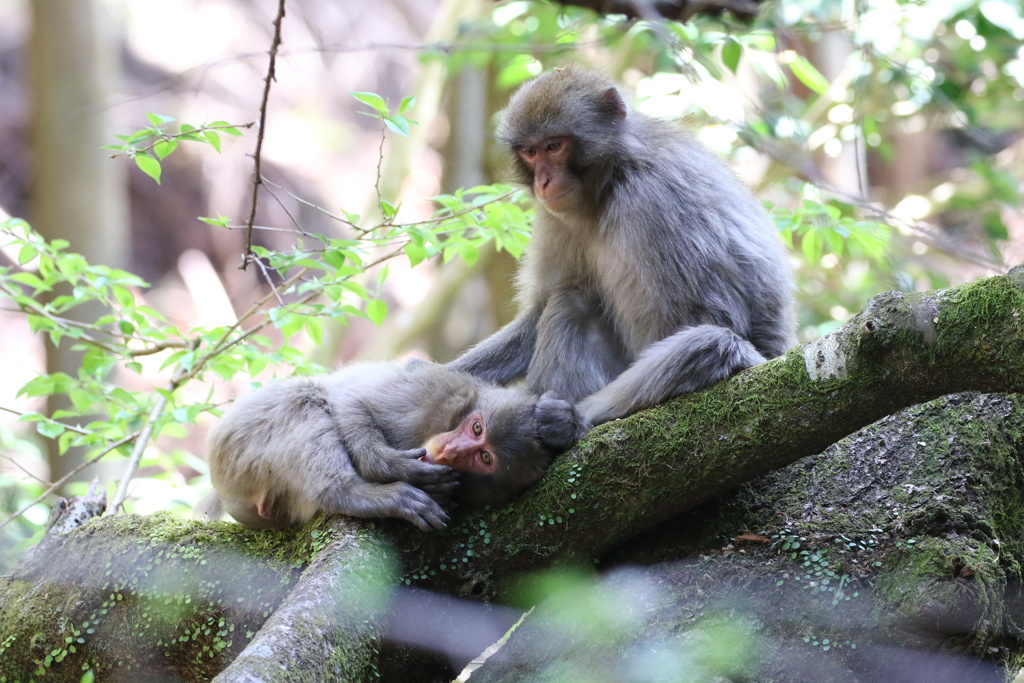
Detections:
516,136,580,214
421,410,498,476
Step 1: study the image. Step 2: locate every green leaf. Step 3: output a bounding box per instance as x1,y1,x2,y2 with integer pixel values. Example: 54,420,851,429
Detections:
146,113,175,127
9,271,48,292
305,316,324,346
404,241,428,267
365,298,388,326
203,130,222,153
351,91,389,116
342,280,369,300
397,96,416,114
788,55,829,95
134,152,162,184
722,38,743,74
199,215,231,227
801,227,823,264
210,120,244,136
37,421,66,439
112,285,135,308
18,244,39,265
380,199,398,219
383,116,412,138
153,139,178,160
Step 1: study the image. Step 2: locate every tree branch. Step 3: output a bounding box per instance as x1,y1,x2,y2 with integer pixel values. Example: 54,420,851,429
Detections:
409,268,1024,597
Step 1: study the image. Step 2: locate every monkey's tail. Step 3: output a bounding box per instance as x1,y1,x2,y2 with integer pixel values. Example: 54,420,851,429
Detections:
578,325,766,426
194,490,225,522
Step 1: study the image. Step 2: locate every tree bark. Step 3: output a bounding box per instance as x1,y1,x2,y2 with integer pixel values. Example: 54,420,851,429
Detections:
28,0,128,487
1,269,1022,680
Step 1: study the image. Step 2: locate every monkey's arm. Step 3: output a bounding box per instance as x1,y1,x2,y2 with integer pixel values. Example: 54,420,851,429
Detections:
339,402,458,505
447,308,541,384
318,479,451,531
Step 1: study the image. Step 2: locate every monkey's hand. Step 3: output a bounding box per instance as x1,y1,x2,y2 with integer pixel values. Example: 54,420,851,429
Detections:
391,482,451,531
383,447,459,501
535,390,586,453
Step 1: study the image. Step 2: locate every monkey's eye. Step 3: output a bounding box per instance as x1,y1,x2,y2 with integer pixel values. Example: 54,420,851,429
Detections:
520,147,537,159
472,420,483,437
546,139,562,152
480,450,493,466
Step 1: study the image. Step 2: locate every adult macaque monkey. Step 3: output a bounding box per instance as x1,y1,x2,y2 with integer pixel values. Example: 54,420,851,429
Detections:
197,361,579,531
450,65,796,428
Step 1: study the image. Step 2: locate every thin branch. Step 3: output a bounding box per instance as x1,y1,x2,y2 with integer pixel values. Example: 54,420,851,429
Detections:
0,452,47,485
0,286,191,357
241,0,287,270
0,405,93,436
373,122,387,227
0,432,138,532
108,341,199,513
259,176,359,230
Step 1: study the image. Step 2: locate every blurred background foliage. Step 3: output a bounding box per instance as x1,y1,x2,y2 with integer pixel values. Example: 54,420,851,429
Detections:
0,0,1021,569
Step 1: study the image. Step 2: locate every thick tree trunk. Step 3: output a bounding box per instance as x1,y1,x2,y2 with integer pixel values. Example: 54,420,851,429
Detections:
1,270,1022,680
28,0,128,488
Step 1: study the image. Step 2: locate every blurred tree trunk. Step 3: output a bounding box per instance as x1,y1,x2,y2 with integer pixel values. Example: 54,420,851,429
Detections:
28,0,128,486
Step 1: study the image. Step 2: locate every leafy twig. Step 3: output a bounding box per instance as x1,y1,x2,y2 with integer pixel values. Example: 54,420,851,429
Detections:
106,122,254,160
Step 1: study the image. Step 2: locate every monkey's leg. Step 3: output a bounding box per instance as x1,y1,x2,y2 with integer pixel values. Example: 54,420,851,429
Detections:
526,289,628,403
577,325,765,426
448,308,541,384
317,480,450,531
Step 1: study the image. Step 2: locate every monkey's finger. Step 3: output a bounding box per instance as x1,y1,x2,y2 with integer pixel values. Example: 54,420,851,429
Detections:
421,478,459,505
411,503,450,531
401,458,458,487
398,486,451,531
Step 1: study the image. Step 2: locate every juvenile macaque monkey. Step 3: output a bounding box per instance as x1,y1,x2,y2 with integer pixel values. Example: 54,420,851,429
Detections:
451,65,796,428
197,360,579,531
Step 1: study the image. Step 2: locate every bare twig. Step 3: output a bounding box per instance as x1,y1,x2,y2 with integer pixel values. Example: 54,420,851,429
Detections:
0,452,47,485
260,176,360,231
108,340,199,513
0,432,138,532
241,0,287,270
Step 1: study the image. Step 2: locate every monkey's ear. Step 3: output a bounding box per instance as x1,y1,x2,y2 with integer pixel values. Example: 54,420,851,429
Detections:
599,87,627,119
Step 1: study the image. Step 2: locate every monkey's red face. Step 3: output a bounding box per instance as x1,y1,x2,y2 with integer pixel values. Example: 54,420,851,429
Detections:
516,136,579,214
421,410,499,475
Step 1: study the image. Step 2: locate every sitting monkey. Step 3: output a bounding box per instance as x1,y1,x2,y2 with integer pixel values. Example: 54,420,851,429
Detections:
196,360,580,531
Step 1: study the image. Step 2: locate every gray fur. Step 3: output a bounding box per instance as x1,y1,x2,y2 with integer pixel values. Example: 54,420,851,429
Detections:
199,361,579,531
450,66,796,427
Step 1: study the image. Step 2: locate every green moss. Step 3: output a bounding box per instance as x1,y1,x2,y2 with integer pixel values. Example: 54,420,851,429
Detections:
0,512,336,681
937,274,1024,355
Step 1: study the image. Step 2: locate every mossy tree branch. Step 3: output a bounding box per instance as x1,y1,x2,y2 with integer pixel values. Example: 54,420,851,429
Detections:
406,268,1024,598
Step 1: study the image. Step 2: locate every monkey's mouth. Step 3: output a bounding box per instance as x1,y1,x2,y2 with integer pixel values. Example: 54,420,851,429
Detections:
540,191,571,208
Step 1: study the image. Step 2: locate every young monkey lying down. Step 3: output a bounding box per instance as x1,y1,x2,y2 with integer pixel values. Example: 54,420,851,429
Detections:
196,360,581,531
